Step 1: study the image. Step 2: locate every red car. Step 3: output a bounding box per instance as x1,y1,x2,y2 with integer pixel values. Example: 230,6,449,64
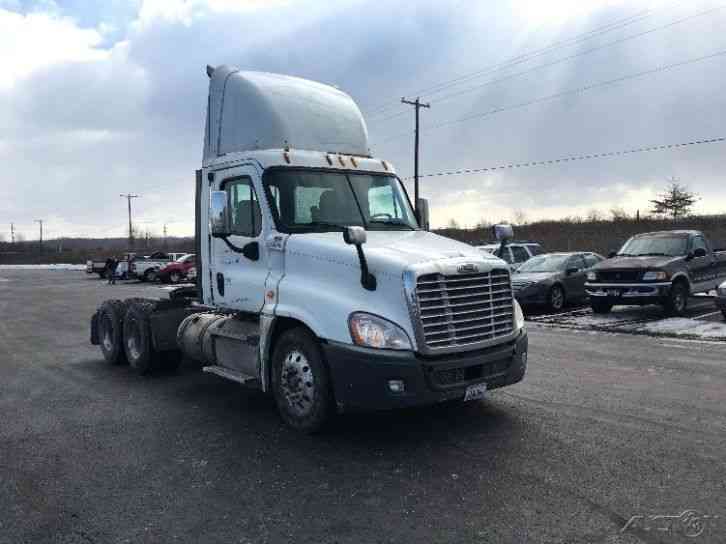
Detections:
158,253,196,283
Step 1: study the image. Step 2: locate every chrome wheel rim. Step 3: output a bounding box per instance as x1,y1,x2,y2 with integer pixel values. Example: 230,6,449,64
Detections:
674,290,685,311
101,314,114,352
170,272,179,283
126,320,141,361
280,349,315,417
148,270,156,282
551,287,564,310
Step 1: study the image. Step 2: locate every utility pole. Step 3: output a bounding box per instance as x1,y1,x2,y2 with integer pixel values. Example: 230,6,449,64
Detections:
401,97,430,221
163,224,168,249
10,223,15,244
120,194,140,248
34,219,43,253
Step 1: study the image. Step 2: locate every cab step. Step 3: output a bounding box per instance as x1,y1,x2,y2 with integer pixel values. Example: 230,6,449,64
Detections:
202,365,260,387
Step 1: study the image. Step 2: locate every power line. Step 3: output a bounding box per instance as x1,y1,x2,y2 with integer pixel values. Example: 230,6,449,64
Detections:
383,48,726,142
364,5,658,118
371,5,723,125
402,136,725,180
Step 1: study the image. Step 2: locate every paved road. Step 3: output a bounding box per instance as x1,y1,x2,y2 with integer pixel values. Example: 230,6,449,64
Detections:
1,270,725,543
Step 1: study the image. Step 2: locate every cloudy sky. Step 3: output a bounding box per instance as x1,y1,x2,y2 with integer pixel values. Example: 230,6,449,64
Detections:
1,0,725,239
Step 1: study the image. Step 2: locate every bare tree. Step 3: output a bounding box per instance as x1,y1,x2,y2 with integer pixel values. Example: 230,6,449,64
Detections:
609,206,629,221
649,179,698,220
586,209,604,222
513,209,528,225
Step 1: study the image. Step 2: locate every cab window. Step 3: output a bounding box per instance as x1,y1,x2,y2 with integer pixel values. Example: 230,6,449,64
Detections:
511,246,529,263
224,177,261,237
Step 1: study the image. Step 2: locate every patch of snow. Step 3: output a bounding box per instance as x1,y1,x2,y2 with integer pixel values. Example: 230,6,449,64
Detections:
0,264,86,270
637,318,726,339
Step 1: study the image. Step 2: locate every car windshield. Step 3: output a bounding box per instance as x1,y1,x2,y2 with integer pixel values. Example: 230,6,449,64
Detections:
618,236,688,257
176,254,192,262
516,254,570,273
263,170,418,232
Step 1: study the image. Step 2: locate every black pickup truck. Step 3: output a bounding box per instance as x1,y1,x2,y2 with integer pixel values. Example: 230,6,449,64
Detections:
585,230,726,316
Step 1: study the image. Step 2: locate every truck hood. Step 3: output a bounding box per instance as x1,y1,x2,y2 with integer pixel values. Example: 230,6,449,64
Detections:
595,255,682,270
284,230,506,275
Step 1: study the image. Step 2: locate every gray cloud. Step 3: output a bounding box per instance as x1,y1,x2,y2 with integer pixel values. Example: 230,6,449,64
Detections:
2,0,725,239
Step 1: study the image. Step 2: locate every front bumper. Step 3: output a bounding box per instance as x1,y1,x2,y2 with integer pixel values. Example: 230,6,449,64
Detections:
585,281,672,305
322,329,528,412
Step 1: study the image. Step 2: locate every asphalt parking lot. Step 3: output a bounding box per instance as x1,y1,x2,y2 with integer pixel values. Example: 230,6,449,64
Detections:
1,269,725,543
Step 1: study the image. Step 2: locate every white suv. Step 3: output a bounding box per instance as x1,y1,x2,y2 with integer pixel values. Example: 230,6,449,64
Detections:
477,242,542,269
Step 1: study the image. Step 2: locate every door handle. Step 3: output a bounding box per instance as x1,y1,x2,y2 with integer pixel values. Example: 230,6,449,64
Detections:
216,272,225,296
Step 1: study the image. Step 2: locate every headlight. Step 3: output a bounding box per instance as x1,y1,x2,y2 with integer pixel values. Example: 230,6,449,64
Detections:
514,299,525,331
349,312,412,350
642,270,668,281
586,271,597,281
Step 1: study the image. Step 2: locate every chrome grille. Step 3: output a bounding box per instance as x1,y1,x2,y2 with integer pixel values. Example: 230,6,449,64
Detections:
415,269,514,349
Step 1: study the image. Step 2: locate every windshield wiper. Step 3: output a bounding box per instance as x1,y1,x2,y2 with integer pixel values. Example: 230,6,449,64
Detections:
633,252,671,257
368,219,415,230
616,253,636,257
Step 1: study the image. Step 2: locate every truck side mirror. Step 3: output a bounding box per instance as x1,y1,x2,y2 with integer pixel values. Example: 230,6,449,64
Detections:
566,267,579,276
344,226,376,291
608,250,617,258
343,226,367,246
493,224,514,242
417,198,430,231
693,247,707,258
210,190,230,237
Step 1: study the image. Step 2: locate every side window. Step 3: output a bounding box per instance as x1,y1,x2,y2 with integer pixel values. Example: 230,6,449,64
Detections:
527,245,543,256
691,236,708,254
511,246,529,263
225,177,261,237
584,254,600,268
569,256,586,270
500,248,513,264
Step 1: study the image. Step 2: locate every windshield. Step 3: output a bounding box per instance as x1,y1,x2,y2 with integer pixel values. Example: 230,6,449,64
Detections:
618,236,688,257
176,254,192,262
516,254,570,273
263,170,418,232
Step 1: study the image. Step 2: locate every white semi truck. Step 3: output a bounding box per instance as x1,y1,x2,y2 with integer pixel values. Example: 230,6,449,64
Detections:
91,65,528,432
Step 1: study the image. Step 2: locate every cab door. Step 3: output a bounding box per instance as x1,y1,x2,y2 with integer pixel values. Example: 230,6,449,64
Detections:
210,165,268,313
689,235,714,292
564,255,587,301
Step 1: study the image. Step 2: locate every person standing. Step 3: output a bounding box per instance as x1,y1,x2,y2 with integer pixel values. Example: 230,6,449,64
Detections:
107,256,118,285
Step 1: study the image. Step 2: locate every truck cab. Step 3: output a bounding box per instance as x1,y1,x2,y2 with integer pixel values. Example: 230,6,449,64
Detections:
92,66,528,432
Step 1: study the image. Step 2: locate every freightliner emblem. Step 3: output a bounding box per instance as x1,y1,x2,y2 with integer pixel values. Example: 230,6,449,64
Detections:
457,263,478,274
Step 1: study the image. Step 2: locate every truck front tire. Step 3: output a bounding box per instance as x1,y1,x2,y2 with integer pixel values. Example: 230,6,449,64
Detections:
271,327,333,433
97,300,128,365
664,281,689,317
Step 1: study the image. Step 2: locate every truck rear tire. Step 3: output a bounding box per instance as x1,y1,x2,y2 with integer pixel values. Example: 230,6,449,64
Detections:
664,281,689,317
591,300,613,314
123,300,161,375
97,300,128,365
271,327,333,433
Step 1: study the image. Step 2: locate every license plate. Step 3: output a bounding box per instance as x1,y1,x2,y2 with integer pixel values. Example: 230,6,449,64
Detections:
607,289,621,297
464,382,487,402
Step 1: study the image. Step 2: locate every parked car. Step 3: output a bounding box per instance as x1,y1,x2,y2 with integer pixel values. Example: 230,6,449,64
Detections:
130,251,186,282
717,280,726,320
158,253,196,283
86,259,107,278
586,230,726,315
512,252,604,311
477,241,542,270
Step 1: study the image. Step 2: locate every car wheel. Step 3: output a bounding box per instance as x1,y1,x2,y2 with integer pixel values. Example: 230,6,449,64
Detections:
144,269,158,283
664,281,689,317
591,300,613,314
271,327,333,433
169,271,181,284
547,284,566,312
